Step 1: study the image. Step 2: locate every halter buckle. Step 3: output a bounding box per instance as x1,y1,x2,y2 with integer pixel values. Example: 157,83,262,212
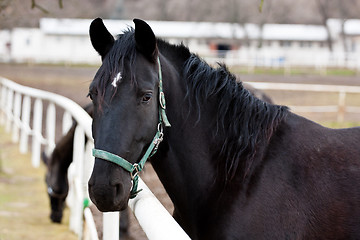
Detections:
130,163,140,180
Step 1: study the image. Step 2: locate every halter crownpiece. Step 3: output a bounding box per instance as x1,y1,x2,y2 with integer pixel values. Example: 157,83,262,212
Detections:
92,56,170,198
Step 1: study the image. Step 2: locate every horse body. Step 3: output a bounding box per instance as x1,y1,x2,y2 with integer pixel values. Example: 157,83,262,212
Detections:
228,114,360,239
88,18,360,239
153,54,360,239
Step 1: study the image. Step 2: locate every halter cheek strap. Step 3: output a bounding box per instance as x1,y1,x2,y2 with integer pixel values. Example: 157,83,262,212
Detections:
92,125,164,198
92,56,170,199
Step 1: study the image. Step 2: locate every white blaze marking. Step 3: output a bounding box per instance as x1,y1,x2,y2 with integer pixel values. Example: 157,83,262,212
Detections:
112,72,122,87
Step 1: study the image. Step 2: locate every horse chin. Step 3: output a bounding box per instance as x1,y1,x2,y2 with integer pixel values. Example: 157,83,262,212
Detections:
91,196,129,212
88,162,132,212
49,196,65,223
89,186,130,212
50,211,63,223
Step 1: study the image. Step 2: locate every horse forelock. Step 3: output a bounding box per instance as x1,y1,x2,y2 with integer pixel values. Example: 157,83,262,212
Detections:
182,55,289,182
92,28,138,107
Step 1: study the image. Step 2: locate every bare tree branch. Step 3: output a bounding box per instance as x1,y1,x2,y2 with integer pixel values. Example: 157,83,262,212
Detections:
31,0,49,14
259,0,264,12
315,0,333,51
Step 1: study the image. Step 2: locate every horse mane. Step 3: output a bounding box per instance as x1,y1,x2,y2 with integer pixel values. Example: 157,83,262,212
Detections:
182,55,289,181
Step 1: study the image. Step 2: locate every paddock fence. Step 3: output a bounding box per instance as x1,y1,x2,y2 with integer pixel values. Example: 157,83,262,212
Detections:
0,77,190,240
245,82,360,122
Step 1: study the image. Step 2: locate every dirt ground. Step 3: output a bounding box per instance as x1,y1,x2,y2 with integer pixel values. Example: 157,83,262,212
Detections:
0,127,77,240
0,63,360,239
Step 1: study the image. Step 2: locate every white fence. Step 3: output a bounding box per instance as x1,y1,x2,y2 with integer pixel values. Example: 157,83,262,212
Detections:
246,82,360,122
0,77,190,240
204,50,360,73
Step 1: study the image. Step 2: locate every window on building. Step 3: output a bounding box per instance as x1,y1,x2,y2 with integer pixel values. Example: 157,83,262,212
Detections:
217,43,231,58
300,41,312,48
280,41,292,48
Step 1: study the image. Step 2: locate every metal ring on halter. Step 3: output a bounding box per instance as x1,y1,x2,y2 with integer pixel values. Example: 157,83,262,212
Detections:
155,123,164,144
130,163,139,180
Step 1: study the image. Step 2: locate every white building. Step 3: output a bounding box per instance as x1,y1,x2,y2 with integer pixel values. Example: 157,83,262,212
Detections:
1,18,360,68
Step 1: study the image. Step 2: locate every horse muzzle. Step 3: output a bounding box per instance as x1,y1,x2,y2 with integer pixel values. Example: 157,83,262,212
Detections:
88,164,130,212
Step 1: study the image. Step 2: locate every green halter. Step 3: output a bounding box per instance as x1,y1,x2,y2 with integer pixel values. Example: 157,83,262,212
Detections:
92,57,171,199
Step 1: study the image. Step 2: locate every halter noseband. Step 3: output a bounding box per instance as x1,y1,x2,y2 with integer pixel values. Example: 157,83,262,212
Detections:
92,57,171,199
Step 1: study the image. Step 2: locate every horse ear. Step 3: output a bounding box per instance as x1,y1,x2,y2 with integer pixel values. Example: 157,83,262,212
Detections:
133,18,157,62
89,18,114,60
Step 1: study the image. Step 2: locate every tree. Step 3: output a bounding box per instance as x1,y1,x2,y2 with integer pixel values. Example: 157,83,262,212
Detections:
316,0,334,51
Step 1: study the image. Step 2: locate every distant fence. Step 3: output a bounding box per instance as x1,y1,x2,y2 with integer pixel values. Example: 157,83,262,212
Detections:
0,77,190,240
245,82,360,122
204,50,360,73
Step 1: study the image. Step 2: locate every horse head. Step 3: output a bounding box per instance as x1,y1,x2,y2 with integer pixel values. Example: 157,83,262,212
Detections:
42,150,69,223
88,18,167,211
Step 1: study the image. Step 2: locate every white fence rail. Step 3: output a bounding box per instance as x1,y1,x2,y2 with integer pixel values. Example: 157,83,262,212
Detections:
0,77,190,240
245,82,360,122
204,50,360,72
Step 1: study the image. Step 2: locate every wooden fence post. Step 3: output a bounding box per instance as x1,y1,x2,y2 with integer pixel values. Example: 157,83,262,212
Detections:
337,91,346,122
45,102,56,155
62,110,73,135
32,98,42,168
12,92,21,143
5,88,13,132
19,96,31,153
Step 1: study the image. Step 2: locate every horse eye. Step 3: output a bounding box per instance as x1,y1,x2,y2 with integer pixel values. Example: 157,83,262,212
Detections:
87,89,98,101
87,93,93,100
142,93,152,103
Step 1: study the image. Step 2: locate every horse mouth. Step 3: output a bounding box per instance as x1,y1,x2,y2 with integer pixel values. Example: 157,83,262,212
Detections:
88,183,130,212
90,196,129,212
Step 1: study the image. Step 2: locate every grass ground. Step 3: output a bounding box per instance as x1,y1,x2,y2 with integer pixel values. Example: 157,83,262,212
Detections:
0,127,77,240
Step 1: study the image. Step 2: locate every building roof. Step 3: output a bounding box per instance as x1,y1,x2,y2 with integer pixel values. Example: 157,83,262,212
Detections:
41,18,354,42
344,19,360,35
262,24,328,41
40,18,247,39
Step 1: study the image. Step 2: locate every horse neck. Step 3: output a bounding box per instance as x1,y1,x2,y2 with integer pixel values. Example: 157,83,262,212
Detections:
50,124,76,192
151,54,221,234
152,52,288,234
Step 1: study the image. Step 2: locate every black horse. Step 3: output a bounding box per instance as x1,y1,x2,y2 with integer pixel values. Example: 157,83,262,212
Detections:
42,104,129,237
42,122,77,223
42,104,95,223
88,18,360,239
